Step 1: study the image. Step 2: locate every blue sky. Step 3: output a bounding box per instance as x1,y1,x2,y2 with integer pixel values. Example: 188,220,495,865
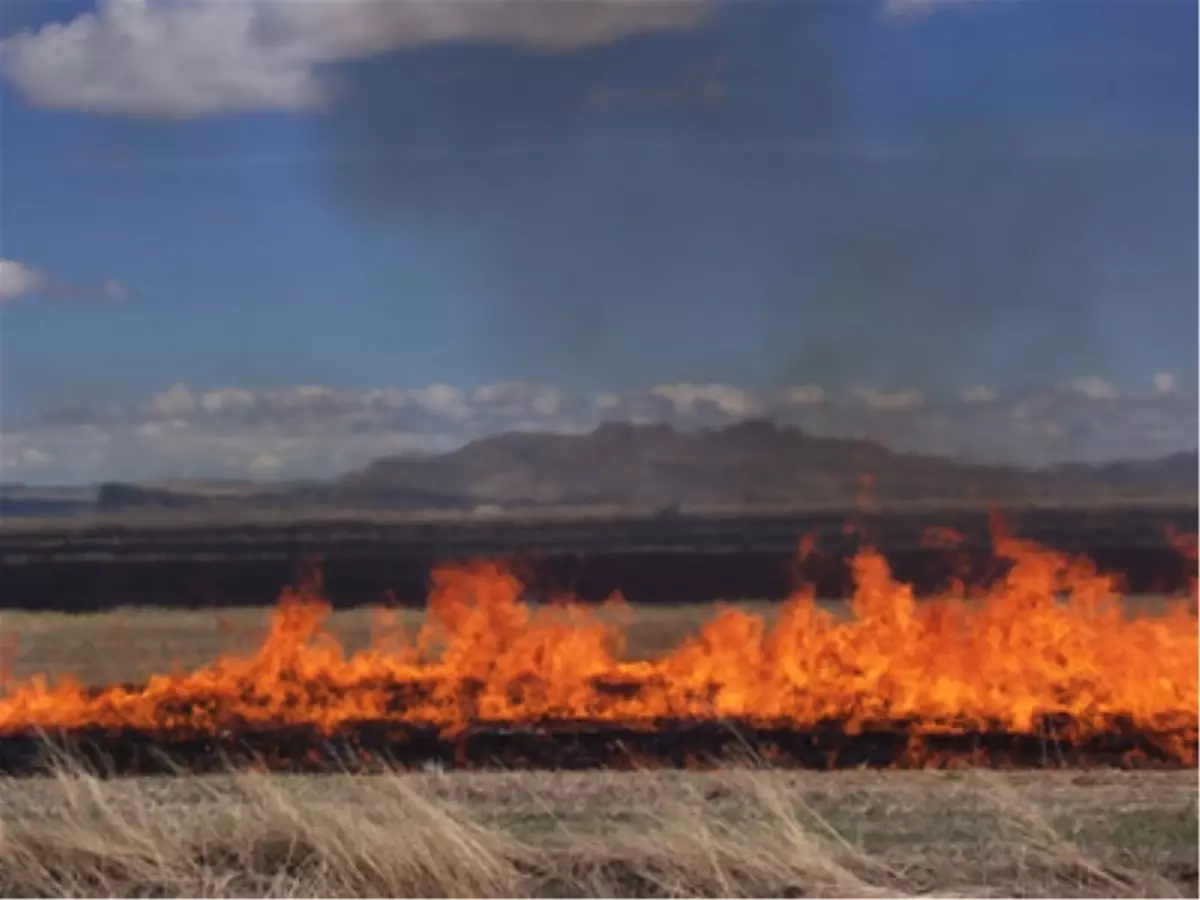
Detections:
0,0,1196,481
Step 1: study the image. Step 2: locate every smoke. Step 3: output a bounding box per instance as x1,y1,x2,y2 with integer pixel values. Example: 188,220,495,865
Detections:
313,0,1195,394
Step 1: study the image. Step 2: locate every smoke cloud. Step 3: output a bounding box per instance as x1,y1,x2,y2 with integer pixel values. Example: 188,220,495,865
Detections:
314,0,1195,393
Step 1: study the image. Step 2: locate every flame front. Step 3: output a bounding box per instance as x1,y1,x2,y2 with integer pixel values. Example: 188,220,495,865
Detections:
0,536,1196,760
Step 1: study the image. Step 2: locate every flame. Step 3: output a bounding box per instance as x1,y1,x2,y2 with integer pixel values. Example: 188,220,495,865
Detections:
0,535,1196,762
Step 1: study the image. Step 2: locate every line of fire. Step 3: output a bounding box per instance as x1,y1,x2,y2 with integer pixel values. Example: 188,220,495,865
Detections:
0,524,1195,778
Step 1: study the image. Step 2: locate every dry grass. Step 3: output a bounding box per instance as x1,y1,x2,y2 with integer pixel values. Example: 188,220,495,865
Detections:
0,596,1179,688
0,601,797,686
2,603,1193,896
0,767,1193,897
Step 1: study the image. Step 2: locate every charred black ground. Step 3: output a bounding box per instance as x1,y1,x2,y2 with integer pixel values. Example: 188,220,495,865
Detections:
0,505,1194,611
0,717,1194,779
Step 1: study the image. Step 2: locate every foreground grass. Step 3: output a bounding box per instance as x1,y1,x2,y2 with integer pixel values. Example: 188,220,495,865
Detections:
0,768,1194,897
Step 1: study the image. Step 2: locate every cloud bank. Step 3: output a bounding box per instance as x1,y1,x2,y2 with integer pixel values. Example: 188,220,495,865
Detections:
2,376,1195,483
0,0,708,117
0,0,979,119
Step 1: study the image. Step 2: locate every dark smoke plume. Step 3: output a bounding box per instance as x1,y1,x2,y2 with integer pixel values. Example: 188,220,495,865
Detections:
315,0,1196,394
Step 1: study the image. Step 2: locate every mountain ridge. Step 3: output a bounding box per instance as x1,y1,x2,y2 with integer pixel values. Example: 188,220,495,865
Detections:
2,421,1195,518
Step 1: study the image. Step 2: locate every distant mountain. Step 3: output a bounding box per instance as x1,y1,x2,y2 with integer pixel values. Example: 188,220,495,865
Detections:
1047,451,1199,491
0,484,99,518
344,420,1196,509
3,422,1195,518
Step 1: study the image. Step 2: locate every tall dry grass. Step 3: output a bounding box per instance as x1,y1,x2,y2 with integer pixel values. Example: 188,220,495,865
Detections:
0,763,1192,898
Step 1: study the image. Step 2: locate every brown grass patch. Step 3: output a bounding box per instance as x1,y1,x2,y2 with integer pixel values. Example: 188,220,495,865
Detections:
0,767,1193,897
0,601,800,685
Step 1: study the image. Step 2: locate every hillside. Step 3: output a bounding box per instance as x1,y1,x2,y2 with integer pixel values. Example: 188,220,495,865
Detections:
10,420,1184,517
338,422,1051,511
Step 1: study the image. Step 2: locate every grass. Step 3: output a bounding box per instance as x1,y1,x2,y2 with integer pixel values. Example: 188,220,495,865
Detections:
3,600,1194,898
1,605,1195,897
0,596,1180,688
0,601,796,686
0,766,1194,897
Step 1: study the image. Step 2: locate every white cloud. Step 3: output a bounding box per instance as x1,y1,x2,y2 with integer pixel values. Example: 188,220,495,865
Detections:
0,0,707,118
1068,376,1119,401
200,387,257,414
149,383,197,416
651,382,763,418
779,385,826,406
247,452,283,475
0,259,45,302
136,418,188,438
408,383,473,420
363,388,410,409
1,445,55,471
473,382,527,405
19,447,54,468
0,0,329,117
959,385,998,404
274,385,344,407
530,388,563,417
851,387,925,411
0,258,128,304
1,426,111,479
1154,372,1178,395
472,381,561,417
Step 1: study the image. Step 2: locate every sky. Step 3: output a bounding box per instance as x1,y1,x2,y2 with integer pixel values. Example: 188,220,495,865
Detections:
0,0,1196,483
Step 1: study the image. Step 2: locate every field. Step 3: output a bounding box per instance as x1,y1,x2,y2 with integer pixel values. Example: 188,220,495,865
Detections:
0,601,788,686
1,523,1196,897
2,597,1197,896
2,504,1195,611
0,595,1181,687
0,766,1195,896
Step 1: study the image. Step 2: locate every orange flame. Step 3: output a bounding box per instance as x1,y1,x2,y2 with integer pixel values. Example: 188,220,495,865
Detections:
0,536,1196,760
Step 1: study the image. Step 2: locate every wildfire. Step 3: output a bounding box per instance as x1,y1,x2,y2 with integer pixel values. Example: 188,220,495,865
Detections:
0,534,1196,763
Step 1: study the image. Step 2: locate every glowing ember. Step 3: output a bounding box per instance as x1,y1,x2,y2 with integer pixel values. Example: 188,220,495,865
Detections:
0,533,1196,765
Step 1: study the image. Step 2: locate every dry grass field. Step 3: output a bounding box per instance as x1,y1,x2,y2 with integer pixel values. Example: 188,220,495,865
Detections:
0,766,1194,897
0,600,791,686
0,601,1195,897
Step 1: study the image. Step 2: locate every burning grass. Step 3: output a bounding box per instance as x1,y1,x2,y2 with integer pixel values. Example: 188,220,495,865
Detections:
0,600,784,688
0,531,1196,761
0,766,1194,897
0,526,1195,892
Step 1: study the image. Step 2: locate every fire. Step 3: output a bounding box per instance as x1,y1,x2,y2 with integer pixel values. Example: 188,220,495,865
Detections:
0,535,1196,763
